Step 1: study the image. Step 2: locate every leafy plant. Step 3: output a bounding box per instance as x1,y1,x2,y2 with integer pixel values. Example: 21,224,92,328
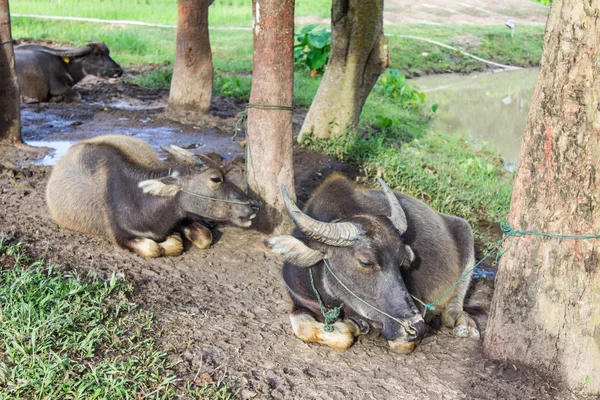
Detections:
376,69,427,109
294,24,331,75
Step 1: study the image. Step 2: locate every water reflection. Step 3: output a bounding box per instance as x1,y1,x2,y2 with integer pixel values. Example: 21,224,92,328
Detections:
410,68,539,170
27,141,75,166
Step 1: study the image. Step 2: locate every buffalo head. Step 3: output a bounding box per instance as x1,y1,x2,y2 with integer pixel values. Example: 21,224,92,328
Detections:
267,179,426,354
139,145,259,228
40,41,123,78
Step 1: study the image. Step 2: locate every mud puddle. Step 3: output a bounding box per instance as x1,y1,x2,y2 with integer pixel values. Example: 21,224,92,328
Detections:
21,84,245,165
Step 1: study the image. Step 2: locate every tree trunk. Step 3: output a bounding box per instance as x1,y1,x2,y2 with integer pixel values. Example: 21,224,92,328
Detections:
484,0,600,394
297,0,388,142
246,0,295,234
168,0,213,114
0,0,21,143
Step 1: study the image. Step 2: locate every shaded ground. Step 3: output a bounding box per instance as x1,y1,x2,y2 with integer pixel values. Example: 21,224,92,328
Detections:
296,0,549,26
0,81,575,399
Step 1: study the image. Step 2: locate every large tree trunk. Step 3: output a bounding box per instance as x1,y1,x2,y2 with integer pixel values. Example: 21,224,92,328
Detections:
484,0,600,394
0,0,21,143
168,0,213,115
246,0,295,234
297,0,388,142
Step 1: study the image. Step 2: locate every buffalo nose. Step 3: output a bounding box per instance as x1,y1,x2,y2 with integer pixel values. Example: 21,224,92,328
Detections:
407,319,427,341
113,68,124,78
250,199,260,212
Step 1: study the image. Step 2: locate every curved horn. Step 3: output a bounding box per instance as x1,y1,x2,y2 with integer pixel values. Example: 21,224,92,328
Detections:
39,45,92,58
160,145,208,169
281,185,361,247
377,177,407,235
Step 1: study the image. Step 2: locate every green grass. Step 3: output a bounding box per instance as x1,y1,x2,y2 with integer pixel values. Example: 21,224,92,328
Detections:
11,0,331,27
0,239,233,400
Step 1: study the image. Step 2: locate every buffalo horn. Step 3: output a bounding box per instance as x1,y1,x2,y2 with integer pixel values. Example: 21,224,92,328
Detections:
160,145,208,169
281,185,361,247
377,177,408,235
39,45,92,58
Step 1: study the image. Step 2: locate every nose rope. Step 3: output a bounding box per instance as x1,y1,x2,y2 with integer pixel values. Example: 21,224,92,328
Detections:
179,189,253,206
311,257,416,335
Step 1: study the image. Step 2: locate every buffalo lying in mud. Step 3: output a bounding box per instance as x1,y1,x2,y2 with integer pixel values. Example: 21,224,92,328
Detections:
266,173,479,354
46,135,259,258
15,41,123,102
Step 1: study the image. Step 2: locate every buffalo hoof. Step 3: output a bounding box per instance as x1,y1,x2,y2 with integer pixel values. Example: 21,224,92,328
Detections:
183,222,212,249
129,238,163,258
388,340,418,355
159,233,184,256
443,310,480,339
290,311,356,351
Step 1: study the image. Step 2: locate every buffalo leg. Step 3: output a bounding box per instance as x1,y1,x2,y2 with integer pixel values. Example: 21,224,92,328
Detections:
441,256,480,339
289,309,360,350
158,233,184,256
181,221,212,249
124,237,163,258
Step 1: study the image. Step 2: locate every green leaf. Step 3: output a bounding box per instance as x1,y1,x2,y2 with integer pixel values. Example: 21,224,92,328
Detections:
431,103,439,113
310,52,329,70
299,24,318,35
307,31,330,49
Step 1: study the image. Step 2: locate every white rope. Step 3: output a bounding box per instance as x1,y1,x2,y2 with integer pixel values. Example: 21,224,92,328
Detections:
11,13,251,30
387,34,523,71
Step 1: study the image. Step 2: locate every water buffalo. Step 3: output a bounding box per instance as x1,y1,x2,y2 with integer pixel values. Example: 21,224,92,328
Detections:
15,41,123,102
266,173,479,354
46,135,259,257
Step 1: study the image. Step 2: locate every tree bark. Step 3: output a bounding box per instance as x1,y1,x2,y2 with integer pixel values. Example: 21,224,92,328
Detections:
246,0,295,234
297,0,388,142
484,0,600,393
168,0,213,114
0,0,21,143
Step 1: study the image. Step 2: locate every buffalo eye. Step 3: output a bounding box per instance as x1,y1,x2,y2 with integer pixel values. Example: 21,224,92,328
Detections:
358,260,375,269
210,177,223,183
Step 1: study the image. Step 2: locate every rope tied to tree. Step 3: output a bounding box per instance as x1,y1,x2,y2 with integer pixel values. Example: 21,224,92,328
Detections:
232,103,295,142
309,221,600,327
230,103,295,193
1,39,16,46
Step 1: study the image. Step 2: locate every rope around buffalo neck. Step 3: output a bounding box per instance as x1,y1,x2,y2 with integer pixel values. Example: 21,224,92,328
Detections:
311,221,600,327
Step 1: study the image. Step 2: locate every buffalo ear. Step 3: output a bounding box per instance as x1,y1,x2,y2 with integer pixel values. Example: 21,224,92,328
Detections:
401,245,415,267
138,176,181,197
265,235,324,267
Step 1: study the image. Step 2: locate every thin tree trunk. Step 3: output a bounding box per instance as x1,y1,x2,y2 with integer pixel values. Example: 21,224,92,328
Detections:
246,0,295,234
0,0,21,143
168,0,213,114
297,0,388,142
484,0,600,393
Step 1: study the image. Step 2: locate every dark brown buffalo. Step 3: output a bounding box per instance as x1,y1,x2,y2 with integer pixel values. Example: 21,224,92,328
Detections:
46,135,259,257
266,173,478,354
15,41,123,102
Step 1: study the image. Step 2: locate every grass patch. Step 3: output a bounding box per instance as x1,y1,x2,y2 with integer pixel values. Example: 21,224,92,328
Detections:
302,120,513,244
11,0,331,27
0,239,233,399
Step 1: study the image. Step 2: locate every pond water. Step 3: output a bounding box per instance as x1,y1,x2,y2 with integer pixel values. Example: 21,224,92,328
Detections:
410,68,539,171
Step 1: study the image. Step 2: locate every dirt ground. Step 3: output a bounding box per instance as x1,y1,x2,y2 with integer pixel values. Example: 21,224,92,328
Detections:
295,0,549,26
0,79,578,399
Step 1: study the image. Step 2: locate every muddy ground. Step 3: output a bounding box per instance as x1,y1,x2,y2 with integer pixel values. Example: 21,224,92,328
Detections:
0,80,576,399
